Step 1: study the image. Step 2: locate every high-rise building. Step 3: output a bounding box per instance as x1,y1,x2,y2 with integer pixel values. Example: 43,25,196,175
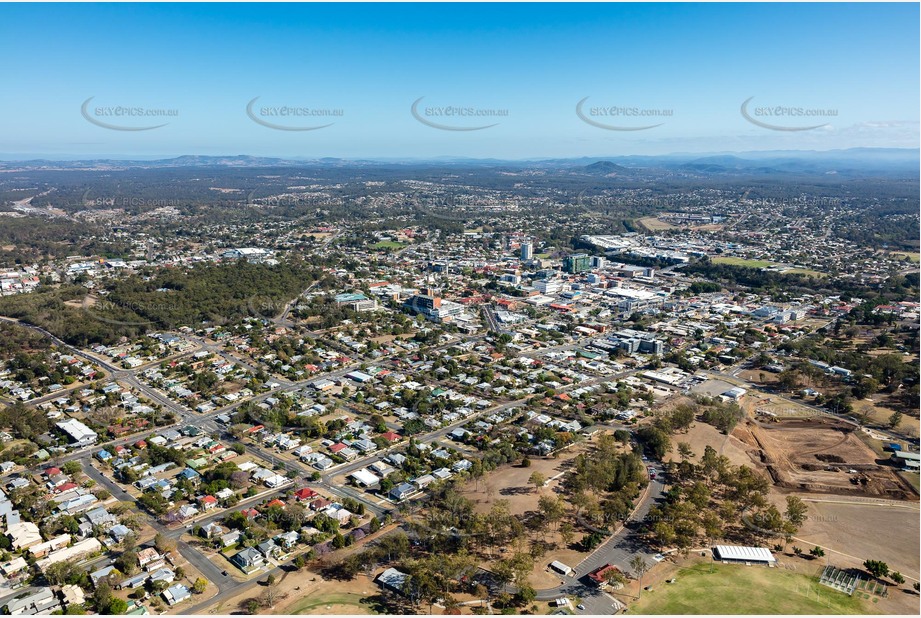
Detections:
563,253,591,273
520,241,533,261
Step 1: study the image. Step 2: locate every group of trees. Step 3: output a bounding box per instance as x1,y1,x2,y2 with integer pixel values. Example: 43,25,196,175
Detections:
862,559,910,588
0,259,328,346
645,444,805,550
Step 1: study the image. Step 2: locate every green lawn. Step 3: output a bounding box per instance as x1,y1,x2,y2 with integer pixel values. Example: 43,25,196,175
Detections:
711,256,775,268
630,563,871,615
711,257,825,277
371,241,406,250
891,251,920,263
287,592,376,615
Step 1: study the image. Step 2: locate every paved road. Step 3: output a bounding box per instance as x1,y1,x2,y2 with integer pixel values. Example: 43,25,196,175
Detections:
1,313,645,613
526,477,666,615
81,459,243,598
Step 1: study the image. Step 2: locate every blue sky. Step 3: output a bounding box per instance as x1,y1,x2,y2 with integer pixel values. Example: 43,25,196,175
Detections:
0,2,918,159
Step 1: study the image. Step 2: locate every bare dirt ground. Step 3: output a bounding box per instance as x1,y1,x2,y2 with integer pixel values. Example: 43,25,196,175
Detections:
733,417,917,500
738,369,780,385
210,569,377,615
456,437,607,589
638,217,677,231
664,421,754,468
780,493,921,578
459,442,590,517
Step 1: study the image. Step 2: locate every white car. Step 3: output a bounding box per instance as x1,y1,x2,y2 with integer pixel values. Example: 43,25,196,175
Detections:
653,553,665,562
577,604,586,611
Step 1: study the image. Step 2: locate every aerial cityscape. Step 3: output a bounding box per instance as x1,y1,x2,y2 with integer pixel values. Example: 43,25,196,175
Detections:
0,1,918,617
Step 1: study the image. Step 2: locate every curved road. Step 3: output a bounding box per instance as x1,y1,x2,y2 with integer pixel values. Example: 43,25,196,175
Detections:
526,477,665,612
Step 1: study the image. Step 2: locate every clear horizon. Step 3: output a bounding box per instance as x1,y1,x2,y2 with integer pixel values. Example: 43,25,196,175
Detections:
1,2,918,159
1,146,919,164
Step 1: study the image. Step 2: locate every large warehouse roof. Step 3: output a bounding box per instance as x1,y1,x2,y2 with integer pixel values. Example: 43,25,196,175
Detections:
713,545,776,563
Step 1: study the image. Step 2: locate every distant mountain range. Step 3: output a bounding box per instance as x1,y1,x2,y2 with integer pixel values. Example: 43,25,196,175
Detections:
1,148,917,176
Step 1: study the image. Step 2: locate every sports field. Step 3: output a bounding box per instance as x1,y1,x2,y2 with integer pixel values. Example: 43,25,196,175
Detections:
711,256,824,277
371,240,406,250
890,251,920,263
638,216,677,231
630,563,871,614
711,256,775,268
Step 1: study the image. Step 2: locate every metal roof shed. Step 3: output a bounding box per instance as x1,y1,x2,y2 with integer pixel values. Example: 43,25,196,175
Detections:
713,545,776,564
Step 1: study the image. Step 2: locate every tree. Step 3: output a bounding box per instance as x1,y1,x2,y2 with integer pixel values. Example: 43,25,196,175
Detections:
809,546,825,559
888,411,903,429
863,560,889,580
891,572,905,585
606,568,628,588
677,442,694,461
259,585,281,609
154,532,176,554
192,577,208,594
62,460,83,476
528,472,546,491
559,522,575,547
636,426,671,459
784,496,808,529
102,598,128,615
45,560,79,585
630,556,649,598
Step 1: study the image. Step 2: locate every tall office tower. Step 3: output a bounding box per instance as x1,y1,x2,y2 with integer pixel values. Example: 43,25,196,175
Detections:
520,241,533,261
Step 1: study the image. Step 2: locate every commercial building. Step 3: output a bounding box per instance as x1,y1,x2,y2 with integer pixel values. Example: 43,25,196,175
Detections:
891,450,920,471
56,418,98,447
563,253,592,274
349,468,380,487
35,538,102,571
403,292,464,323
534,279,563,295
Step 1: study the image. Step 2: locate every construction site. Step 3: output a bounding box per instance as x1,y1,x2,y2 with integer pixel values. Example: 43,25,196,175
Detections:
733,415,918,500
